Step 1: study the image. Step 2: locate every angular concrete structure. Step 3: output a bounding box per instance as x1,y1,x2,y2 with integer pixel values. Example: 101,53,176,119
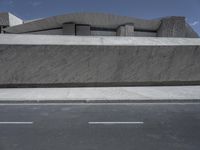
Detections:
76,24,91,36
117,24,134,36
63,23,75,35
1,12,198,38
157,16,186,37
0,12,23,27
0,12,200,87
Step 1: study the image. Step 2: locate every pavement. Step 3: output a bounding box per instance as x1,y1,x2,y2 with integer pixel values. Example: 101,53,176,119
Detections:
0,86,200,102
0,103,200,150
0,86,199,150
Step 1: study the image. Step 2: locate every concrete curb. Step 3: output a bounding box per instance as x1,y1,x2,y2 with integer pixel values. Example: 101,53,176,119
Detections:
0,99,200,104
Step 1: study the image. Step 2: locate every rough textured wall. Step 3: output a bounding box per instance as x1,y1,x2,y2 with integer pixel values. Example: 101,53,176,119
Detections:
0,44,200,86
157,16,186,37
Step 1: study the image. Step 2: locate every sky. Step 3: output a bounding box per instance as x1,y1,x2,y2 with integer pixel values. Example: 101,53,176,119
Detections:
0,0,200,34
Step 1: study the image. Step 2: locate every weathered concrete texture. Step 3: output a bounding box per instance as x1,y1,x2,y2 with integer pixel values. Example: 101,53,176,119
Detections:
157,16,186,37
0,35,200,86
0,13,9,26
117,24,134,36
1,34,200,46
0,12,23,27
2,12,198,38
3,12,161,33
117,26,125,36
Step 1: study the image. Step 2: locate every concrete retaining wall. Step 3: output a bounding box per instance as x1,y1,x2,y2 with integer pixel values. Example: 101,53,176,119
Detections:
0,34,200,87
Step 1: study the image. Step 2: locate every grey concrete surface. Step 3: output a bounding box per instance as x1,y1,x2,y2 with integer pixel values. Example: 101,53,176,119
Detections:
0,86,199,101
134,31,157,37
2,12,198,38
91,30,116,36
0,13,10,26
63,23,75,35
3,12,161,34
185,23,199,38
0,35,200,86
157,16,186,37
117,24,134,36
0,103,200,150
1,34,200,46
0,12,23,27
76,25,91,36
25,29,63,35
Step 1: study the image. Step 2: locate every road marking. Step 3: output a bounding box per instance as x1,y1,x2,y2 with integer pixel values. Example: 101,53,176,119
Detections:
0,122,33,125
88,122,144,125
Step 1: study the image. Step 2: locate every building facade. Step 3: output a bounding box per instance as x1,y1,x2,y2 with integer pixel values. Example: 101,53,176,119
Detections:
0,12,200,87
0,12,199,38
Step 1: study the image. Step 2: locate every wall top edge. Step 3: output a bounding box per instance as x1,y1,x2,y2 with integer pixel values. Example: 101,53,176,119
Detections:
0,34,200,46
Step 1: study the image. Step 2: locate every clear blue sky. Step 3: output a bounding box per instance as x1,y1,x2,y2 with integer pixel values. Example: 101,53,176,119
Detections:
0,0,200,34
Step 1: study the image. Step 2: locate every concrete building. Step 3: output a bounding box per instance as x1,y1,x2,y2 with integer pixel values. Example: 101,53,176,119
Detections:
1,12,200,150
0,12,200,87
0,12,199,38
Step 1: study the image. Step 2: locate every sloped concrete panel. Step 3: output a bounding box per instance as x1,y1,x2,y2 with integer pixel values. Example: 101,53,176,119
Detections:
0,12,23,27
0,35,200,86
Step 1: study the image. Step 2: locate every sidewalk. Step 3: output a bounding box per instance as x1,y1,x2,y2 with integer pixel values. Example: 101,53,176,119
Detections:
0,86,200,103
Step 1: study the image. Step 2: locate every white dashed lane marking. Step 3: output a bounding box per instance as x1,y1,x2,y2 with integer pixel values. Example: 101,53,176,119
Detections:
0,122,33,125
88,122,144,125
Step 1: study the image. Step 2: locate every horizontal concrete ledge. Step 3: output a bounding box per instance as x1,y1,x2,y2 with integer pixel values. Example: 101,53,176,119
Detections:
0,86,199,102
0,34,200,46
1,81,200,88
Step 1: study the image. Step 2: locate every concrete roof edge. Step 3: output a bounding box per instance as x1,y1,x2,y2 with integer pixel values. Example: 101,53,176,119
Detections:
0,34,200,46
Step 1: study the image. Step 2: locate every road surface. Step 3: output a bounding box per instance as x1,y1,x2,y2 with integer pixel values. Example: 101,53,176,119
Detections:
0,102,200,150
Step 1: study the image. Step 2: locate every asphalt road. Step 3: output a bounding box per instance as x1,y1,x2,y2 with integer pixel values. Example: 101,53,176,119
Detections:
0,103,200,150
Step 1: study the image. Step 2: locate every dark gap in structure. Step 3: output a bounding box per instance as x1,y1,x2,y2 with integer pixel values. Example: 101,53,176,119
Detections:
0,81,200,88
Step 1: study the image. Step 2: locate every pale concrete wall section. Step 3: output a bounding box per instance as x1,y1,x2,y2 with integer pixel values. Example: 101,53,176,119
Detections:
8,13,23,26
0,86,200,101
0,35,200,86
